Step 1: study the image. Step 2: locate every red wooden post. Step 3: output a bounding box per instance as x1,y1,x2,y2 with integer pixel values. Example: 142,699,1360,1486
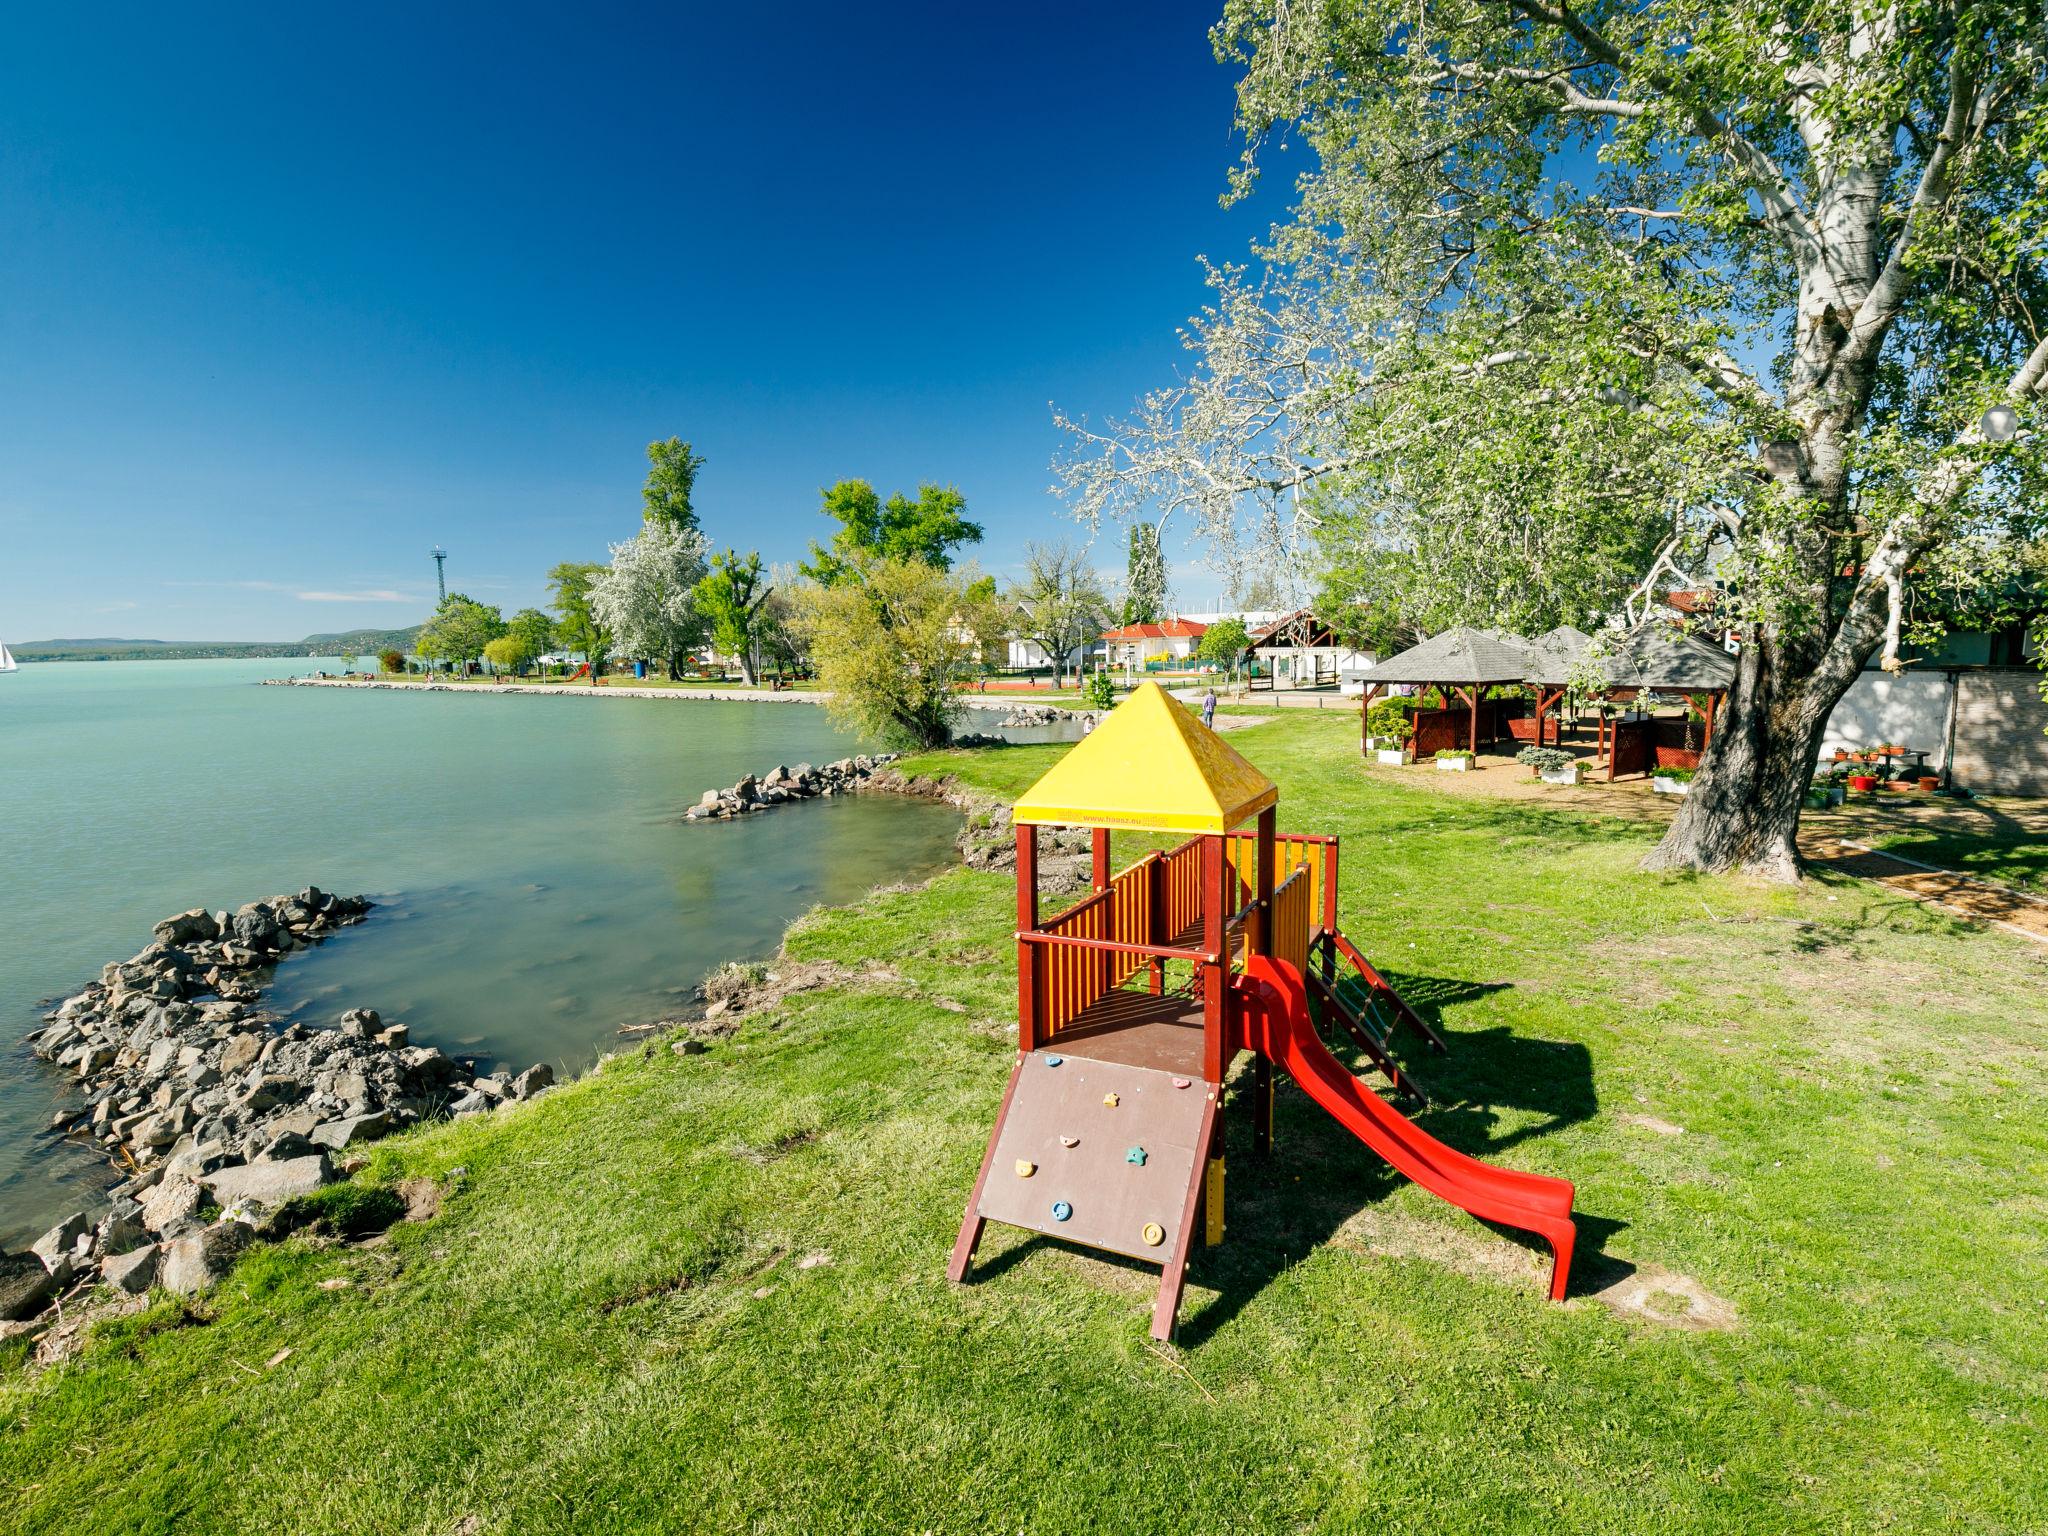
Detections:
1146,853,1165,995
1015,824,1039,1053
1091,827,1112,994
1465,686,1479,756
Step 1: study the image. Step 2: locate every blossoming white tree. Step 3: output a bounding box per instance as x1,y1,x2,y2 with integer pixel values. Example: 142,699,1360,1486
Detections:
1058,0,2047,878
591,519,709,681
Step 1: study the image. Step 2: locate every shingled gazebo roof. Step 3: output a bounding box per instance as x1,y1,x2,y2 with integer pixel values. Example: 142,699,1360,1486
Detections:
1571,625,1738,692
1359,626,1530,686
1521,625,1596,687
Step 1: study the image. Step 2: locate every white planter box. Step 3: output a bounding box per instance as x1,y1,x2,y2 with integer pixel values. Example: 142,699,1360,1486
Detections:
1436,757,1472,773
1652,775,1689,795
1539,766,1581,786
1376,748,1408,766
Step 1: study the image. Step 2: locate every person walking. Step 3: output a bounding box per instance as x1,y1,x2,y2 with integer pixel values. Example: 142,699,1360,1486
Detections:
1201,687,1218,731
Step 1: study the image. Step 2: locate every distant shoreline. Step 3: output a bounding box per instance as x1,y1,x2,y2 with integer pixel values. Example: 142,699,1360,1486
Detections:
266,676,824,703
262,676,1091,713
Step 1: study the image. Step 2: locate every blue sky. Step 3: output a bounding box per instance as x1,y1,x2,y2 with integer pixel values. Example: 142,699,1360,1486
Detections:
0,2,1270,641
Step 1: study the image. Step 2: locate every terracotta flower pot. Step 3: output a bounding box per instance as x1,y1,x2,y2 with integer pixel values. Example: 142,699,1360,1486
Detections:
1849,775,1877,792
1918,776,1939,792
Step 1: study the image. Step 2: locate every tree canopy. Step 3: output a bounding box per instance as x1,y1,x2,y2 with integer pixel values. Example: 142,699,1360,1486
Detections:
547,562,612,678
414,594,506,670
591,519,709,679
1059,0,2048,878
796,556,998,748
1008,542,1112,687
1122,523,1169,625
641,438,706,533
694,550,772,685
801,480,983,584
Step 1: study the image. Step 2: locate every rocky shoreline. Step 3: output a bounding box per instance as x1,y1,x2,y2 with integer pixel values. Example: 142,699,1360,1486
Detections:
5,891,553,1334
685,753,900,820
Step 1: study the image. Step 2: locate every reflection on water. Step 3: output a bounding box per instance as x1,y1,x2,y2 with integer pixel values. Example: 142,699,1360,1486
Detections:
0,660,962,1243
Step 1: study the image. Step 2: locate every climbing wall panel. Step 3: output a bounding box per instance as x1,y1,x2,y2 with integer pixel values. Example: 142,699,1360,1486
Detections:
976,1051,1213,1265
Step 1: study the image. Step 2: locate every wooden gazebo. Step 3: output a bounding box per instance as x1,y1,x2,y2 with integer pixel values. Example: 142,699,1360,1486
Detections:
1356,626,1531,761
1519,625,1596,747
1572,625,1738,779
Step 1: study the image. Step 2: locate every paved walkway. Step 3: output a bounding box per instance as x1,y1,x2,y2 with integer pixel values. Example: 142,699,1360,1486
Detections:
1796,836,2048,945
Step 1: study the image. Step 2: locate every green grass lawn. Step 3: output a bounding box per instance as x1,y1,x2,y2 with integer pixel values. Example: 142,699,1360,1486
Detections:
1811,791,2048,892
6,713,2046,1533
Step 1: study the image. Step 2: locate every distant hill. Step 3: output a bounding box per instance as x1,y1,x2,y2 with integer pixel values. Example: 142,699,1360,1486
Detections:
10,624,425,664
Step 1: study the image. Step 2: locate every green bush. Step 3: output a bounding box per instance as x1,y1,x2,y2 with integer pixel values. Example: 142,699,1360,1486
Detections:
1082,671,1116,711
1433,748,1473,761
1365,696,1414,739
1517,746,1577,774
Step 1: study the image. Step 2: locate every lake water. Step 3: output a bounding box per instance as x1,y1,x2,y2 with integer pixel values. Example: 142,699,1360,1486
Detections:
0,659,988,1244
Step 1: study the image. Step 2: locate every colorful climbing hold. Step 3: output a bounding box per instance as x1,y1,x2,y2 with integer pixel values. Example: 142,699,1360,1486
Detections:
1059,1135,1078,1148
1051,1201,1072,1222
1044,1055,1063,1067
1141,1223,1165,1247
1170,1077,1191,1090
1102,1092,1119,1108
1014,1160,1036,1178
1125,1146,1147,1167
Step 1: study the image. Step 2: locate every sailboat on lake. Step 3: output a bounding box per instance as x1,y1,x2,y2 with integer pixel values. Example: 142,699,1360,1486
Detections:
0,642,17,673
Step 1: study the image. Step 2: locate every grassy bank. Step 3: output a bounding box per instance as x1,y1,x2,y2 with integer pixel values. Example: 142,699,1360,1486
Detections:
5,712,2044,1533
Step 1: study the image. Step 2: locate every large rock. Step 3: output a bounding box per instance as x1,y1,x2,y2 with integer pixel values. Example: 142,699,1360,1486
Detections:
102,1244,159,1295
200,1154,333,1208
310,1111,392,1150
140,1176,208,1237
0,1251,57,1320
219,1032,265,1074
30,1213,89,1273
159,1224,253,1296
152,908,219,945
510,1064,555,1101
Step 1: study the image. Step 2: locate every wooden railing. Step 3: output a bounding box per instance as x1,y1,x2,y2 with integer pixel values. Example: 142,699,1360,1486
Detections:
1271,867,1312,978
1225,829,1338,937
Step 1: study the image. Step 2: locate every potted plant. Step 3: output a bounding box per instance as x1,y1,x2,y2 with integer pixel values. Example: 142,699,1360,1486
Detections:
1368,737,1410,766
1848,773,1878,792
1434,748,1474,773
1517,745,1582,785
1917,774,1940,792
1651,765,1694,795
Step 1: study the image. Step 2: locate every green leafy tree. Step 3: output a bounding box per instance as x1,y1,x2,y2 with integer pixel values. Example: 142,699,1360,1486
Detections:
1008,542,1111,689
1198,617,1250,684
1122,523,1169,625
801,480,983,584
641,438,706,533
795,557,998,748
506,608,555,667
377,649,405,675
694,550,772,685
483,634,534,675
1082,670,1116,711
1060,1,2048,880
414,594,507,674
548,562,612,683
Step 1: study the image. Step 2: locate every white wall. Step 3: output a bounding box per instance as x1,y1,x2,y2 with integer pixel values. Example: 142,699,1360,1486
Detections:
1819,672,1951,760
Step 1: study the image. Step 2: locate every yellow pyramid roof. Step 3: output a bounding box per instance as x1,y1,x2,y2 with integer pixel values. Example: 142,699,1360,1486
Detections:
1012,682,1278,834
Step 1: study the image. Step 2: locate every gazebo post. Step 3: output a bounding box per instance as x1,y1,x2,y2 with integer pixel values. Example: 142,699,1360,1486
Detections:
1252,806,1276,1156
1467,686,1479,757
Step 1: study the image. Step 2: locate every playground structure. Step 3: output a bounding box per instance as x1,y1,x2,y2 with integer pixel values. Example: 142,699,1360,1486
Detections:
949,683,1578,1340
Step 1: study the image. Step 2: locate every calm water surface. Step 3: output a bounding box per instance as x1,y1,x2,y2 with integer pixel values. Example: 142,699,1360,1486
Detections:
0,659,974,1243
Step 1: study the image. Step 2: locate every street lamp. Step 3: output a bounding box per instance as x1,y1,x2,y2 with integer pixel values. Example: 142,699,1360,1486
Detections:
1981,403,2021,442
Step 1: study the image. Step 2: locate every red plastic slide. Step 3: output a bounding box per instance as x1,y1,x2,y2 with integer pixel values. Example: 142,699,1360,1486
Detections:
1240,955,1577,1300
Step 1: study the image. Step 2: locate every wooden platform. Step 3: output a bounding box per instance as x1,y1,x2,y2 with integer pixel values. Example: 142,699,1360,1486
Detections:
1044,987,1206,1077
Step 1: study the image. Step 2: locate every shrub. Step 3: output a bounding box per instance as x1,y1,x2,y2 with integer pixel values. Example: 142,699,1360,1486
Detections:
1365,696,1414,739
1082,671,1116,711
378,649,405,674
1655,766,1696,783
1518,747,1577,774
1433,748,1473,761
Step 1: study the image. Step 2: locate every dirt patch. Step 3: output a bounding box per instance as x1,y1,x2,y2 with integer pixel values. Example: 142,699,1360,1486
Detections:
1618,1112,1687,1137
684,958,909,1033
1334,1203,1563,1296
397,1178,444,1223
1593,1263,1739,1331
